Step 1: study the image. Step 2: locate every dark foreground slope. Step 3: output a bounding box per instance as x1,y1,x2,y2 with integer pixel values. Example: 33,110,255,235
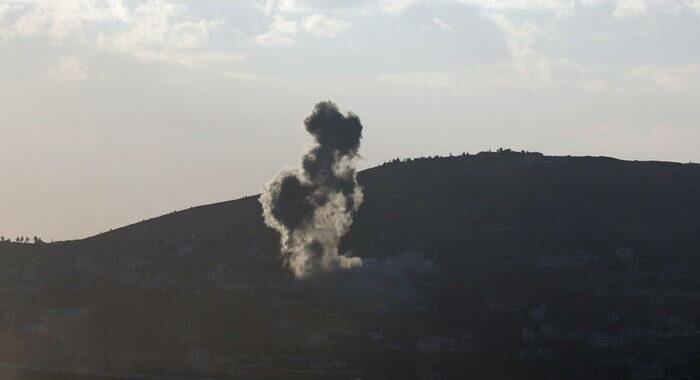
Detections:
1,151,699,380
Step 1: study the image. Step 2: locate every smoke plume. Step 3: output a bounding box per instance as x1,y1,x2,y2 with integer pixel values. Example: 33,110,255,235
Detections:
261,101,364,278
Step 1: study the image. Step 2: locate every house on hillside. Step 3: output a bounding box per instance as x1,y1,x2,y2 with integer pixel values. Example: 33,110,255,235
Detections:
522,328,536,344
531,304,547,321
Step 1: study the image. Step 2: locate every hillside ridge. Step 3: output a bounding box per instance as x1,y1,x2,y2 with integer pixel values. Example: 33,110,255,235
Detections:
83,150,699,246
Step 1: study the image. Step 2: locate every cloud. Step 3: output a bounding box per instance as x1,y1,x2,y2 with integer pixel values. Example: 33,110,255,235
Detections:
256,0,310,16
378,71,452,87
687,0,700,14
303,13,350,37
124,50,242,69
222,70,263,81
96,1,229,67
457,0,575,13
253,0,700,19
579,0,606,5
572,64,700,92
629,64,700,89
48,56,88,82
482,12,551,88
613,0,649,18
0,0,234,69
378,0,420,14
0,0,129,40
255,12,350,46
580,80,613,92
432,17,453,29
256,0,581,15
254,14,299,46
610,0,700,19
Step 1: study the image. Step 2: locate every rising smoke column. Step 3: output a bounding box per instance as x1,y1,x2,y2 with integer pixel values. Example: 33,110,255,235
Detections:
261,101,364,278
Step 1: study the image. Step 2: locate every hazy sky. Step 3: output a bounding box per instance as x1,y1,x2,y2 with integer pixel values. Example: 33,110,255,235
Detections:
1,0,699,240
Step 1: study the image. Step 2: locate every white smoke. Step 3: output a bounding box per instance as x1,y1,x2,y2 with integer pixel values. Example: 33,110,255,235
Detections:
260,101,364,278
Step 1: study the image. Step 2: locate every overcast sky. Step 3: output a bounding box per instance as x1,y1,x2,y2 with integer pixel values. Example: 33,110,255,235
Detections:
1,0,699,240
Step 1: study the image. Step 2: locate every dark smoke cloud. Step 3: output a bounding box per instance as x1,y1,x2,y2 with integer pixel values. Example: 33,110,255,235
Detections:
261,101,364,278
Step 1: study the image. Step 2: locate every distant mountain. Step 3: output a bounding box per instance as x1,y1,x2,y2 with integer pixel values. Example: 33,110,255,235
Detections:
1,151,699,379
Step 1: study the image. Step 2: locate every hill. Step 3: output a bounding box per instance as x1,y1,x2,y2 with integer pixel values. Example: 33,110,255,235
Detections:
1,151,699,379
89,150,700,265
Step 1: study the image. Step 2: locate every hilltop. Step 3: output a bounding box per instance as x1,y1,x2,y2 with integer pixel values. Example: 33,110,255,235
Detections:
1,151,699,379
83,150,700,268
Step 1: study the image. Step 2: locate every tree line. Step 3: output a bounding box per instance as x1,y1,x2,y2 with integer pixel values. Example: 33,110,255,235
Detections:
0,236,44,244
